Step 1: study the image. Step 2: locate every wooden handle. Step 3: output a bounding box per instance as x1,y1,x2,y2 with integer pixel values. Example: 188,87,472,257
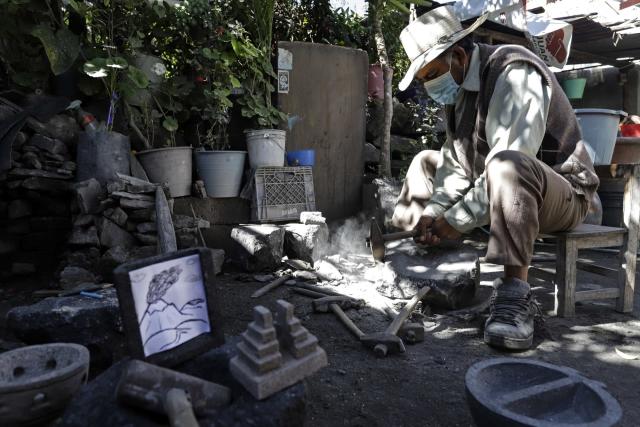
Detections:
382,229,419,242
330,303,364,338
386,286,431,335
163,388,199,427
251,275,291,298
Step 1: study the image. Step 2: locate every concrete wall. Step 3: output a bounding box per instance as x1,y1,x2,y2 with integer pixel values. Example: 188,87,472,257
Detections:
277,42,367,221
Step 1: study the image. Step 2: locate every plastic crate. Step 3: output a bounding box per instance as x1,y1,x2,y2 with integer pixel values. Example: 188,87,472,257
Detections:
251,167,316,222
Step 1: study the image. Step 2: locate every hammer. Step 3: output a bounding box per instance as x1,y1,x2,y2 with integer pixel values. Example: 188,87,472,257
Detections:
116,360,231,427
366,218,419,262
360,286,431,357
312,296,366,339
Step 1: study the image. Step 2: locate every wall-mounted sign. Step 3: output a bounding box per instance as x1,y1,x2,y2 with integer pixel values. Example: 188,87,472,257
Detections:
278,70,290,94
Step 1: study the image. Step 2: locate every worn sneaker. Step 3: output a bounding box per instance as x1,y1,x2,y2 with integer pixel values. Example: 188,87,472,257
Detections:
484,278,537,350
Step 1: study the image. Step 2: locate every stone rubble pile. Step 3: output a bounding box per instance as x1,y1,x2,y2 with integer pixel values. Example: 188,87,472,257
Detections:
0,119,79,278
57,175,211,289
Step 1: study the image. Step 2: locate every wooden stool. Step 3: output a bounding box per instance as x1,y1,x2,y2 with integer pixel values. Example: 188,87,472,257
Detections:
530,224,635,317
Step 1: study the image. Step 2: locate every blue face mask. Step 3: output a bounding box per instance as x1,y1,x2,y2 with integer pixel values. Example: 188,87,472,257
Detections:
423,53,463,105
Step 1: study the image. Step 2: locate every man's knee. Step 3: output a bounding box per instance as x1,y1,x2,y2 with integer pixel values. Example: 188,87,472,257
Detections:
486,150,532,185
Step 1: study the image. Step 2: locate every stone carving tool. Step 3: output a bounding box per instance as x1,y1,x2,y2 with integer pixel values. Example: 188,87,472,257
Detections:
116,360,231,426
312,296,366,339
366,219,419,262
360,286,431,357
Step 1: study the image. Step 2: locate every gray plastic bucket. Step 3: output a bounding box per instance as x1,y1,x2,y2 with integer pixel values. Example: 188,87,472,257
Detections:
136,146,193,197
195,150,246,198
245,129,286,168
575,109,627,165
76,131,130,185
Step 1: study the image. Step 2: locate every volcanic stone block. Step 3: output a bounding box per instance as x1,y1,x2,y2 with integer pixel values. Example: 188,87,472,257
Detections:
11,262,36,275
174,197,250,225
74,178,105,214
30,216,70,231
28,134,68,155
103,207,128,228
22,176,72,194
134,233,157,246
283,223,329,264
59,266,97,289
127,208,155,222
8,199,32,219
7,289,124,374
58,341,305,427
173,214,210,230
275,300,319,358
25,191,70,217
120,198,154,210
68,226,100,247
21,231,68,251
22,151,42,169
136,221,156,234
97,246,130,278
66,248,101,270
210,248,225,276
230,225,285,272
73,214,94,228
0,237,17,255
28,114,78,143
300,211,326,225
99,218,136,249
230,302,327,400
5,219,30,235
176,231,198,249
371,243,480,309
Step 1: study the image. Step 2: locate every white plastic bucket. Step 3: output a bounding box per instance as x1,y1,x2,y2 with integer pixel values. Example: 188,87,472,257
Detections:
245,129,286,168
195,151,246,198
575,109,627,165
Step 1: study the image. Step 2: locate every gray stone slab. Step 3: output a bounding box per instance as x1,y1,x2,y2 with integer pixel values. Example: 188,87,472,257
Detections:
134,232,157,245
119,198,154,210
283,223,329,264
8,199,32,219
68,226,100,247
103,207,128,228
99,218,136,249
230,225,285,272
59,266,97,289
110,191,154,201
22,176,72,194
372,242,479,309
59,341,305,427
74,178,105,215
27,134,68,155
6,289,124,374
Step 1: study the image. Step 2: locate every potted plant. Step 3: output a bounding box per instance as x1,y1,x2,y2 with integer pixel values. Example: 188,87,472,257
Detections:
236,0,288,169
133,75,195,198
191,41,248,198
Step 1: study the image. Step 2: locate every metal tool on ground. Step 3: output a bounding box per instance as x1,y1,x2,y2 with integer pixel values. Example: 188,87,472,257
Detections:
361,286,431,357
367,218,419,262
398,322,425,344
290,287,328,299
251,275,292,298
116,360,231,427
286,282,344,297
312,296,366,339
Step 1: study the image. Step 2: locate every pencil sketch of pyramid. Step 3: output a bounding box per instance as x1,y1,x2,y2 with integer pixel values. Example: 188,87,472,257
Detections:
138,263,210,356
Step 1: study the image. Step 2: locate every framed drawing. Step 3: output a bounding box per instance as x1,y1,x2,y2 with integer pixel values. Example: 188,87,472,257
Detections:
114,248,225,367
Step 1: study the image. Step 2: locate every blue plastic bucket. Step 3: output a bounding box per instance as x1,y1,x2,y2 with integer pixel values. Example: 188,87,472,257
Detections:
287,150,315,166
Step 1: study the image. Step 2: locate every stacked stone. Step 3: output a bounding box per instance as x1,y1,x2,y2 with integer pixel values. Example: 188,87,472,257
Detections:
0,117,79,278
230,300,327,400
58,176,210,289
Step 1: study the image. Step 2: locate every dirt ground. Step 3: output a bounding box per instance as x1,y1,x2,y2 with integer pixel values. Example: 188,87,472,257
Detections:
217,235,640,427
2,231,640,427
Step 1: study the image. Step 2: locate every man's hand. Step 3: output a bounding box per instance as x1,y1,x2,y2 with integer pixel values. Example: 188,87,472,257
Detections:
414,215,462,246
432,216,462,241
414,215,438,245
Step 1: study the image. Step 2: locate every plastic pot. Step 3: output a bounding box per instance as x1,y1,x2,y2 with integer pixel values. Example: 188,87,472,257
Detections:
136,146,193,197
246,129,286,169
195,150,247,198
575,109,627,165
561,78,587,99
287,149,315,166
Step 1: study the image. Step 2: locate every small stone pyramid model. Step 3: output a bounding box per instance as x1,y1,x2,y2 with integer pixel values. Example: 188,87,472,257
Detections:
230,300,328,400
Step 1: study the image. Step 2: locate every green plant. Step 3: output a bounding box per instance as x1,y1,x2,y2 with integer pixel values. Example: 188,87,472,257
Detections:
0,0,81,90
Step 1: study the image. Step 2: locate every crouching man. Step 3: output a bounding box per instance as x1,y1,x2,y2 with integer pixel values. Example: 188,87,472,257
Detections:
392,6,599,350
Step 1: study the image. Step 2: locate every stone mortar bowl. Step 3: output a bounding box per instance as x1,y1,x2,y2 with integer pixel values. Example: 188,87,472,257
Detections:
465,358,622,427
0,343,90,426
